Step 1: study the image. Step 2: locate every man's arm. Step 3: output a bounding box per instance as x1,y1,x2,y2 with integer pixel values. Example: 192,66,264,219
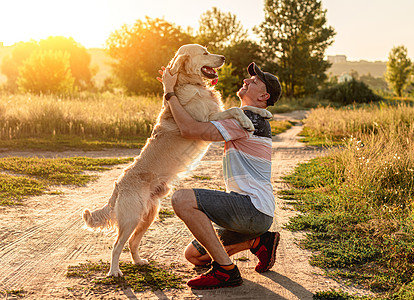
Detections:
167,94,224,142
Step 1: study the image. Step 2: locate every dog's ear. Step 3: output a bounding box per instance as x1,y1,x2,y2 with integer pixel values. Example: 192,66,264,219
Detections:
169,54,189,75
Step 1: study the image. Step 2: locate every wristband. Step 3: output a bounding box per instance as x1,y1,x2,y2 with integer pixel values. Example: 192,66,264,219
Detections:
164,92,176,101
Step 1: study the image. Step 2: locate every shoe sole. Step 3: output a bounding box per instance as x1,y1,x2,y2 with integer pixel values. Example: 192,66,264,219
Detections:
257,232,280,273
188,279,243,290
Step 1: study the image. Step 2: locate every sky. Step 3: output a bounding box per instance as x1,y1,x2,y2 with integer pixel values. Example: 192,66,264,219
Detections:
0,0,413,62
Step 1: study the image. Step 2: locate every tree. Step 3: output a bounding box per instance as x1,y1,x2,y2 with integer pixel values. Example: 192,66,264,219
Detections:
17,50,75,94
385,45,412,97
1,37,94,92
196,8,262,92
254,0,336,97
215,63,240,99
39,36,94,89
222,40,264,82
106,17,193,95
196,7,248,52
1,41,39,91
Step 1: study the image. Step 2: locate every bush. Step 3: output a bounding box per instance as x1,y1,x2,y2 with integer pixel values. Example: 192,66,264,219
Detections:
17,50,75,95
1,37,94,92
318,79,382,104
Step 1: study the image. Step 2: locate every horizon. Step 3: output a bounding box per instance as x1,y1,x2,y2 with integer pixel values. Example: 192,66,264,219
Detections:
1,0,413,62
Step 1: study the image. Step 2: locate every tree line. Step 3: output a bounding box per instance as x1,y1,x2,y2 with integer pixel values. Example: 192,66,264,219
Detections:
1,0,412,99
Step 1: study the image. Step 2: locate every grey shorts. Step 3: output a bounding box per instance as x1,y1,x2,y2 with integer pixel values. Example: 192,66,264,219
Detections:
192,188,273,256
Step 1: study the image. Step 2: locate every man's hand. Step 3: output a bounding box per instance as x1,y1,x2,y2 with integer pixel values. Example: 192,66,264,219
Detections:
157,66,178,93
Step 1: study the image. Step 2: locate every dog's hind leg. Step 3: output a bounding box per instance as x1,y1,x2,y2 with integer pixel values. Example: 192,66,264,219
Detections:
107,218,138,277
129,202,160,265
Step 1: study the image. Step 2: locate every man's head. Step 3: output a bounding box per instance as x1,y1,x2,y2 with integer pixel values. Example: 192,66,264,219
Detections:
237,62,282,108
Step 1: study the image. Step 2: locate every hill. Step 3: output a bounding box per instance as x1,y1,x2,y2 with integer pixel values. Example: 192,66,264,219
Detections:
327,60,386,78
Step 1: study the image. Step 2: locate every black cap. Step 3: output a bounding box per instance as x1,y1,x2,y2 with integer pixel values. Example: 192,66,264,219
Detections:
247,62,282,106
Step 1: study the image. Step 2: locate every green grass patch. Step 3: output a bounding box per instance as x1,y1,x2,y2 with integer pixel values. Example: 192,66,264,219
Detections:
0,156,133,205
192,175,212,180
0,135,147,151
158,209,175,221
269,120,294,135
313,289,372,299
0,288,26,297
67,260,185,292
283,152,414,297
0,173,45,205
235,256,249,261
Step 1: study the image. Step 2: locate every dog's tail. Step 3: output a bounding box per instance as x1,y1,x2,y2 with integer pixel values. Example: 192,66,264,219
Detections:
82,183,118,229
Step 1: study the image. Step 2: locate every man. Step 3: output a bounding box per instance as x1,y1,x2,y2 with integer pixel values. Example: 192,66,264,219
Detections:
159,62,282,289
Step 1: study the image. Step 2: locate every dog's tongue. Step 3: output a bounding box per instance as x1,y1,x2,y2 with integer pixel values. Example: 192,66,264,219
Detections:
212,78,218,85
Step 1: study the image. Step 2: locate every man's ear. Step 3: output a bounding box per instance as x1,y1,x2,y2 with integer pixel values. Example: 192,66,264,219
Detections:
259,92,270,102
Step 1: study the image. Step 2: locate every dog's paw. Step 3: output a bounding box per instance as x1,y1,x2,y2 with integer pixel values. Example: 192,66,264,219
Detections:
240,119,255,132
260,109,273,119
242,106,273,119
134,258,149,266
107,268,123,277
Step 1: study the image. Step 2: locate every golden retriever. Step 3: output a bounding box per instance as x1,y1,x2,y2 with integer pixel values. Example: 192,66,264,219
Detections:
82,44,272,277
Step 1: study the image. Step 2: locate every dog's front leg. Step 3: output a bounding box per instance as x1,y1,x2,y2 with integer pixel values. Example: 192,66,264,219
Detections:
241,106,273,119
209,108,255,131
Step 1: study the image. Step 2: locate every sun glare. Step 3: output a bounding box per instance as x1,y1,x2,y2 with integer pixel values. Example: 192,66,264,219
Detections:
1,0,114,48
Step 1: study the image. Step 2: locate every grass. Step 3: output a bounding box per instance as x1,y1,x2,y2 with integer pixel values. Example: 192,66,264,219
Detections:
282,104,414,298
0,135,148,151
269,120,294,135
267,96,340,114
66,260,185,292
0,288,26,297
158,209,175,221
191,175,212,180
0,92,161,150
300,102,414,146
0,156,133,205
313,289,372,299
0,92,307,151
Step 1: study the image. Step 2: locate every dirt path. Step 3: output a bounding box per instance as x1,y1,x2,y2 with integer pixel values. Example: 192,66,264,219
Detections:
0,112,371,299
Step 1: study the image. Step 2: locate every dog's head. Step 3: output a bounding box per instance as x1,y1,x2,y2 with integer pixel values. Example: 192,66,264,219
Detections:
168,44,225,83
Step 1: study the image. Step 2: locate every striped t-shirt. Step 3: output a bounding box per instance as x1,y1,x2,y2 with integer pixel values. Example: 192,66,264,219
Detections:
211,110,274,217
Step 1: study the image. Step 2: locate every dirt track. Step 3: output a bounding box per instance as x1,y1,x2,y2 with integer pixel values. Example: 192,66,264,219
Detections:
0,111,372,299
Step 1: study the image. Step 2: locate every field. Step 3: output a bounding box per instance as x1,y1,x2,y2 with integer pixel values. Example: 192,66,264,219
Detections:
285,103,414,298
1,86,413,298
0,93,161,150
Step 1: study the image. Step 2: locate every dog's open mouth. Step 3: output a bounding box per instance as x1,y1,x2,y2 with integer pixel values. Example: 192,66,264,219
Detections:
201,66,218,79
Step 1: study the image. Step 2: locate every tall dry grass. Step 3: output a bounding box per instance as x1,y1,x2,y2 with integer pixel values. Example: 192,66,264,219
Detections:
0,93,162,140
303,103,414,142
286,103,414,295
334,125,414,212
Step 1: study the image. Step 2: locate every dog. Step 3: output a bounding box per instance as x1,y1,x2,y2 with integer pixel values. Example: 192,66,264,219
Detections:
82,44,272,277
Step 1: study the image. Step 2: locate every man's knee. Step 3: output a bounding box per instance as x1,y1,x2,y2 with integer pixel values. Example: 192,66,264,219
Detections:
171,189,196,215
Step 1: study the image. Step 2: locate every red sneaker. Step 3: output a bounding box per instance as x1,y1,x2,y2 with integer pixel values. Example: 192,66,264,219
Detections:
187,261,243,289
250,231,280,273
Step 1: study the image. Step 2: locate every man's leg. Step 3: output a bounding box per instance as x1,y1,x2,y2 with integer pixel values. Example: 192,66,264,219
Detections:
184,240,254,266
172,189,245,289
171,189,233,266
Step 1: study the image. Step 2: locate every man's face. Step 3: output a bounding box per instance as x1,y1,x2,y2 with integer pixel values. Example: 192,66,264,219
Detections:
237,75,267,103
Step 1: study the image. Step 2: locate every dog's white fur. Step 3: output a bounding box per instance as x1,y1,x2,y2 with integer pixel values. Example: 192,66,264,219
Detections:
82,44,272,277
